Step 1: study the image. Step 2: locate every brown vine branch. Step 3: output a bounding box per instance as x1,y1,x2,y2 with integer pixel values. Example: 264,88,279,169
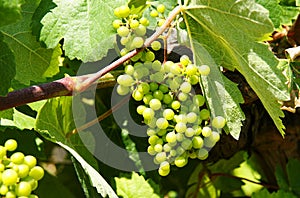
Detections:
0,5,183,111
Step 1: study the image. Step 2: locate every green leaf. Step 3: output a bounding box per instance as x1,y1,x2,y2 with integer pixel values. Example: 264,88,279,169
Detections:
256,0,283,28
0,108,35,130
252,188,298,198
275,164,289,191
287,159,300,196
213,176,244,193
185,0,289,136
210,151,246,173
0,0,61,85
35,96,118,198
0,0,24,27
40,0,125,62
195,43,245,139
0,33,16,96
115,172,160,198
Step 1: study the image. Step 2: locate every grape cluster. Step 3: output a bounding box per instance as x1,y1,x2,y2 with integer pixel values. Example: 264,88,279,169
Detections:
113,3,226,177
0,139,44,198
113,3,166,56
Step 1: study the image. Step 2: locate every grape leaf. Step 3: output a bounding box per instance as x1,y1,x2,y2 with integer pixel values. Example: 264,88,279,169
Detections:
184,0,289,136
115,172,160,198
195,43,245,139
275,164,289,191
287,159,300,196
40,0,125,62
0,108,35,130
252,188,298,198
35,96,118,198
255,0,283,28
0,0,24,27
0,0,61,85
0,33,16,96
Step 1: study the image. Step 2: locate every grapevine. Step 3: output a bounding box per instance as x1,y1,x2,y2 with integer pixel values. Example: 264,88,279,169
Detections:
0,139,44,197
113,3,226,176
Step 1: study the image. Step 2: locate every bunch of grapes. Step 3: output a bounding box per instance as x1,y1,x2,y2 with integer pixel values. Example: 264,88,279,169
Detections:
113,3,166,56
113,3,226,177
0,139,44,197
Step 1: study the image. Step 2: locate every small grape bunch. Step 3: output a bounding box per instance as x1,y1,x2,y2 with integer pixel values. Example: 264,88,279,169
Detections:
0,139,44,198
112,3,167,55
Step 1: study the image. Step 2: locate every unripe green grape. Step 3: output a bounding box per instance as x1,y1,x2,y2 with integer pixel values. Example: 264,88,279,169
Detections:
120,48,128,56
2,169,18,185
194,126,202,135
129,19,139,29
6,191,16,198
186,112,197,123
178,92,188,101
192,136,204,149
29,166,44,181
198,65,210,76
15,181,32,196
163,94,173,104
152,60,162,71
132,37,144,48
157,129,167,136
4,139,18,151
143,94,153,105
159,84,169,93
158,166,170,176
115,5,130,18
180,82,192,93
176,146,185,155
150,72,164,83
147,146,156,155
199,109,210,120
170,149,177,157
134,24,147,36
174,156,188,168
136,105,146,115
188,75,199,85
144,61,152,69
117,74,134,87
163,109,175,120
153,90,164,100
155,152,167,163
120,36,130,46
154,144,163,153
132,90,144,101
143,108,155,120
145,118,157,128
18,164,30,178
158,19,165,27
162,61,173,72
163,144,172,152
166,131,177,143
204,137,216,148
169,80,180,90
117,26,130,37
112,19,122,29
0,185,8,195
124,65,134,75
212,116,226,129
146,128,156,136
149,98,162,111
189,151,197,159
202,126,212,137
194,94,205,107
156,118,168,129
0,164,4,171
150,9,159,17
171,100,181,110
11,152,25,164
117,85,130,95
151,41,161,51
181,139,192,150
24,156,37,169
197,148,209,160
139,17,149,26
28,194,39,198
209,131,221,142
0,146,7,159
180,55,190,66
186,64,198,76
175,122,187,133
174,114,187,123
145,51,155,62
150,82,159,91
176,133,184,142
170,64,181,75
157,4,166,13
137,82,150,94
185,127,195,137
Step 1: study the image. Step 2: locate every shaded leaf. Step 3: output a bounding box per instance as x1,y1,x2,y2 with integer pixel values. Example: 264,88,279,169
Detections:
252,188,297,198
275,164,289,191
287,158,300,196
0,0,24,27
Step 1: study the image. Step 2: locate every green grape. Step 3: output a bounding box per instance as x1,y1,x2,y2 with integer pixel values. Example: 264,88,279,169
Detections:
136,105,146,115
176,133,184,142
143,94,153,105
117,85,130,95
0,164,4,171
158,19,165,27
194,94,205,107
152,60,162,71
163,144,172,152
15,181,32,196
198,65,210,76
150,9,159,17
155,152,167,163
189,151,197,159
199,109,210,120
145,51,155,62
144,61,152,69
186,64,198,76
180,55,190,66
149,99,162,111
117,26,130,37
181,139,192,150
0,185,8,195
120,48,128,56
192,136,204,149
157,4,165,13
0,146,7,159
171,100,181,110
11,152,25,164
197,148,208,160
174,114,187,123
117,74,134,87
203,137,216,148
137,82,150,94
163,94,173,104
124,65,134,75
24,156,37,169
4,139,18,151
134,24,147,36
210,131,221,142
139,17,149,26
157,129,167,136
159,84,169,93
143,108,155,120
5,191,16,198
146,128,156,136
2,169,18,185
163,109,175,120
22,176,38,191
150,72,164,83
154,144,163,153
194,126,202,135
28,195,39,198
174,156,188,168
188,75,199,85
202,126,212,137
186,112,197,123
29,166,44,181
212,116,226,129
158,166,170,176
150,82,159,91
178,92,188,101
166,131,177,143
115,5,130,18
170,64,181,75
180,82,192,93
129,19,139,29
175,122,187,133
185,127,195,137
156,118,168,129
153,90,164,100
151,41,161,51
18,164,30,178
147,146,156,155
132,90,144,101
120,36,130,46
112,19,122,29
132,37,144,48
